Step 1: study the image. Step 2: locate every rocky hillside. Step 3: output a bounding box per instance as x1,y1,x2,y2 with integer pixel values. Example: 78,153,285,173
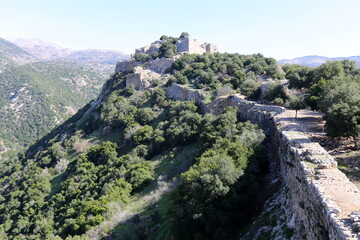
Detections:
0,37,36,72
0,38,119,159
0,61,107,156
0,33,289,240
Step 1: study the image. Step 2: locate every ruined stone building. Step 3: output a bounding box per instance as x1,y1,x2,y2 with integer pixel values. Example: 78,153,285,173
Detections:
135,37,218,56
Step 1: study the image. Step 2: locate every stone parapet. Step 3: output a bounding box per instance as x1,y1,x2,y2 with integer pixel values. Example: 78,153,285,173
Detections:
194,93,360,239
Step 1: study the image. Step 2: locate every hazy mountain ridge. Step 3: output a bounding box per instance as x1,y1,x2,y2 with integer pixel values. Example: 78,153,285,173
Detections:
0,37,36,71
7,37,130,64
279,55,360,67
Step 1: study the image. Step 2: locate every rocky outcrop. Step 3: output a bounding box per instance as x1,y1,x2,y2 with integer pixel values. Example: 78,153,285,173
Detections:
165,84,205,104
135,41,162,55
115,60,140,73
115,58,174,75
126,67,161,90
147,58,174,74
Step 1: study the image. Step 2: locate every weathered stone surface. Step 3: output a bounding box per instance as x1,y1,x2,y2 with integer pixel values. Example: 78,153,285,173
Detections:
166,84,205,104
125,67,161,90
135,41,162,55
145,58,174,74
174,93,360,240
115,58,174,75
176,37,218,54
115,60,140,73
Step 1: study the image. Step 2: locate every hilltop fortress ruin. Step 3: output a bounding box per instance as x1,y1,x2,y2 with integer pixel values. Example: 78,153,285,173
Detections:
135,36,219,56
116,36,219,90
113,36,360,239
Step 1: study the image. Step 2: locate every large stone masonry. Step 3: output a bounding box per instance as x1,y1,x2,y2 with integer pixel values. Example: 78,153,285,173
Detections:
172,91,360,239
213,95,360,240
115,58,174,75
176,37,219,54
166,83,205,104
125,66,161,90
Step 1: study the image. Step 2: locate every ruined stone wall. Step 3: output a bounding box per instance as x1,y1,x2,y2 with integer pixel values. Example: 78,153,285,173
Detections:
125,67,161,90
202,95,360,240
176,37,219,54
115,58,174,75
166,83,205,104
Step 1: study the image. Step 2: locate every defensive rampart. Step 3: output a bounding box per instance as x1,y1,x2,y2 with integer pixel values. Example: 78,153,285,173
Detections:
202,95,360,239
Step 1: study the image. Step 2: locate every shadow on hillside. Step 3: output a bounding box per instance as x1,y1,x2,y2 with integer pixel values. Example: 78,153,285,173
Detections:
25,102,93,158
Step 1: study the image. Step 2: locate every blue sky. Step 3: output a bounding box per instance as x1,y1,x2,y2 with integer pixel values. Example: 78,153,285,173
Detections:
0,0,359,59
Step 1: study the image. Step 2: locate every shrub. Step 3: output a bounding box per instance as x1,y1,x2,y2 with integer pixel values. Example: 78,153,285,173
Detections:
134,53,150,62
126,161,155,190
159,41,177,58
216,85,236,97
179,32,190,38
160,35,169,40
263,82,287,101
273,97,284,105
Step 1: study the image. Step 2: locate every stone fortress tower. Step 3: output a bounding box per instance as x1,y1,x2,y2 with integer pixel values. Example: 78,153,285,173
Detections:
135,36,219,56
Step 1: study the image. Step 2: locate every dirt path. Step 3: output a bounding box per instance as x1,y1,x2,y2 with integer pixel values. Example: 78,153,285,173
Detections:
276,108,325,133
275,107,360,218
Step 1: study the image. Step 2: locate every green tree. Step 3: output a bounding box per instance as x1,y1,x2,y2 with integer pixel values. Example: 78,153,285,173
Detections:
126,161,155,190
321,76,360,148
160,35,169,40
87,142,118,165
263,82,287,102
284,64,314,89
287,94,306,118
133,125,154,145
134,53,150,62
135,108,155,125
159,41,177,58
179,32,190,38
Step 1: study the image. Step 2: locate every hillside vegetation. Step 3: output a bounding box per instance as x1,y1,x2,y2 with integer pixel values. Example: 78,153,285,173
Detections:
0,33,282,239
3,32,359,239
0,34,133,160
282,60,360,147
0,61,107,155
0,37,36,72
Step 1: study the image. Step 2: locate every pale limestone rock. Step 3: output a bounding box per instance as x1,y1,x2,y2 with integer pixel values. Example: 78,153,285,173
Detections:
55,158,69,174
135,40,162,55
176,37,218,54
125,67,161,90
165,83,205,104
146,58,174,74
115,60,140,73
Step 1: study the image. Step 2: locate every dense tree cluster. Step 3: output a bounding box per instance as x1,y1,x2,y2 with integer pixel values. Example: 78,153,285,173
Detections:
0,34,286,239
0,61,105,154
169,53,284,96
0,66,268,239
283,60,360,147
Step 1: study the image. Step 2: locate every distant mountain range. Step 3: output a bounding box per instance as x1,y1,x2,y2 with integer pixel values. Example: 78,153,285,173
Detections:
0,37,36,72
278,55,360,67
5,37,130,64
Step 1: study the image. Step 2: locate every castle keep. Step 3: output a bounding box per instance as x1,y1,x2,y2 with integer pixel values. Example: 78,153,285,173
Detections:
135,36,219,55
